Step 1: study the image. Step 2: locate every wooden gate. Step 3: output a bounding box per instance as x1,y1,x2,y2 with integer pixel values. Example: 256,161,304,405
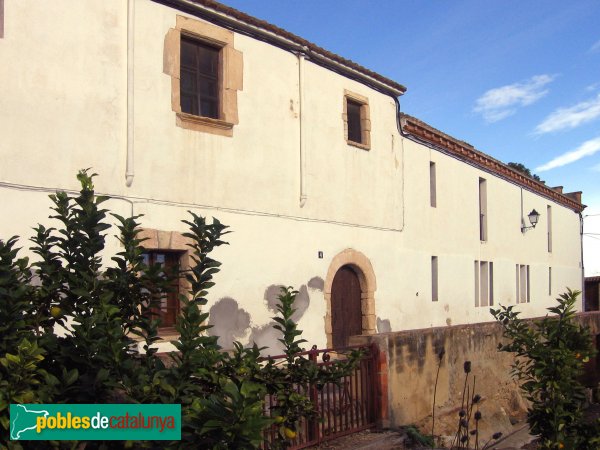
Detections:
262,344,380,449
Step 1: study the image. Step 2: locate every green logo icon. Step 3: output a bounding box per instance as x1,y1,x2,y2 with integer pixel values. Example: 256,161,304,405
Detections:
10,404,181,441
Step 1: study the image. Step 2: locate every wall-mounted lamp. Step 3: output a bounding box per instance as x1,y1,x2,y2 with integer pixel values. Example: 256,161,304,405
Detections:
521,209,540,233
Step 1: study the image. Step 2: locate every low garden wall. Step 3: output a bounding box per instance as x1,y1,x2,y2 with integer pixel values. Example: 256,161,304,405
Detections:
351,312,600,442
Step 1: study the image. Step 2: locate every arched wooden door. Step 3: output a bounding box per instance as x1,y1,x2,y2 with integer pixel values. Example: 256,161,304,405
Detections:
331,265,362,348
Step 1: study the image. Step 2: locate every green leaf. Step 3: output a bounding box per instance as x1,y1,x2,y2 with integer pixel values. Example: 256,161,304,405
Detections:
96,368,109,383
5,354,20,364
64,369,79,386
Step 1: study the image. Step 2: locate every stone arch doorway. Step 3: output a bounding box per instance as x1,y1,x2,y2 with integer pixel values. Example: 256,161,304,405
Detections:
324,249,377,348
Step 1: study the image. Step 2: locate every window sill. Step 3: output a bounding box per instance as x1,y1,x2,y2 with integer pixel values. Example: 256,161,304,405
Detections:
130,328,180,343
158,327,180,341
176,112,234,137
346,139,370,151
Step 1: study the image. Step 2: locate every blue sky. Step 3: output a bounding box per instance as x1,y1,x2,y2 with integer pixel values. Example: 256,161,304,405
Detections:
221,0,600,275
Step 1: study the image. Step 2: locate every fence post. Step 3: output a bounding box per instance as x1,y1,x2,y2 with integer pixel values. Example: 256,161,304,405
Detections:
308,345,320,444
371,342,389,429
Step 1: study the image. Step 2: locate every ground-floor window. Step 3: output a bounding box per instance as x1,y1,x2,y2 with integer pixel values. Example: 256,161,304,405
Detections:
142,251,182,328
474,260,493,307
516,264,531,303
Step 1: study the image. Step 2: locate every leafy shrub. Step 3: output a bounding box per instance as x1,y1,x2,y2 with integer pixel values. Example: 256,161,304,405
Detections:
403,424,434,447
492,289,600,449
0,170,357,449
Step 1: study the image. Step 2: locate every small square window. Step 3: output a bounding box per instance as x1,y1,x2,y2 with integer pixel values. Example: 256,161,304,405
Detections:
343,90,370,149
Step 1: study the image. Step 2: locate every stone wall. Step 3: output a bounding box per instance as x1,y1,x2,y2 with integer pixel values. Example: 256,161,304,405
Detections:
351,312,600,442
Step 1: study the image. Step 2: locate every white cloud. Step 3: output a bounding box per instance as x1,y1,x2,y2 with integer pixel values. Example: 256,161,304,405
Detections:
534,94,600,134
535,137,600,172
586,82,600,92
474,74,555,123
590,39,600,53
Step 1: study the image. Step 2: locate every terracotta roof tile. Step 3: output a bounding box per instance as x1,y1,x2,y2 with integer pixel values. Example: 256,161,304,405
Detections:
162,0,406,95
400,113,585,213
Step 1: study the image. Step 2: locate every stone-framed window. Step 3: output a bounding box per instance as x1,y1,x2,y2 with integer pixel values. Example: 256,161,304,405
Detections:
343,90,371,150
142,250,183,329
164,15,243,137
138,228,192,337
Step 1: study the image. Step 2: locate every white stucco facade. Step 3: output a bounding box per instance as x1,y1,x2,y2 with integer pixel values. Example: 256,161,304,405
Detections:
0,0,585,352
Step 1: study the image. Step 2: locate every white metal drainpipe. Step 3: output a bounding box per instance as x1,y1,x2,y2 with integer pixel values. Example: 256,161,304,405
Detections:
125,0,135,187
581,212,586,311
298,50,308,207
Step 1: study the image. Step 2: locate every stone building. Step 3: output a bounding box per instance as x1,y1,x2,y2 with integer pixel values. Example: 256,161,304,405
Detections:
0,0,585,353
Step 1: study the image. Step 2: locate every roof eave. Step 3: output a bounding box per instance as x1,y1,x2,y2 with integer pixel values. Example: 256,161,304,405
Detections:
401,114,586,214
154,0,406,97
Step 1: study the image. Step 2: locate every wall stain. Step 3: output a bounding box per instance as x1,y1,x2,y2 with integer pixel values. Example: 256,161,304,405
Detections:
263,284,284,313
289,99,298,118
248,323,284,356
291,284,310,322
208,297,250,350
406,333,427,372
249,278,317,355
391,336,405,374
307,276,324,291
30,270,41,287
377,317,392,333
433,331,446,365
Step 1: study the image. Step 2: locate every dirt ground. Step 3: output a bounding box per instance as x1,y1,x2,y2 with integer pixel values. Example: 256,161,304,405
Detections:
307,404,600,449
305,429,421,449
